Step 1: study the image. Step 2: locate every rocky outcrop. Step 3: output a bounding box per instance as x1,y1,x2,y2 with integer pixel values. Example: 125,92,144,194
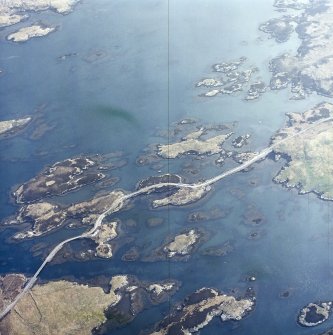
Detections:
7,24,56,42
152,186,209,208
298,302,332,327
0,0,79,28
0,117,31,137
4,190,126,239
149,287,255,334
13,156,106,204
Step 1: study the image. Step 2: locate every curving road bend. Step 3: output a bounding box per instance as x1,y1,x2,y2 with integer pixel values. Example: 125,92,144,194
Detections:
0,116,331,320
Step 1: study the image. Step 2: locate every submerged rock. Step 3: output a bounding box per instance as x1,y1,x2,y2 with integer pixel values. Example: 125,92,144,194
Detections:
298,302,332,327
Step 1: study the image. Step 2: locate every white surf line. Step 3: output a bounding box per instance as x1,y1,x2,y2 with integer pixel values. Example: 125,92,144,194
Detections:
0,116,331,320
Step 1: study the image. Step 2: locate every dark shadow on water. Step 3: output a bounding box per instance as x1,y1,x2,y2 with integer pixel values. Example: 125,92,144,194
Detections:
88,105,140,127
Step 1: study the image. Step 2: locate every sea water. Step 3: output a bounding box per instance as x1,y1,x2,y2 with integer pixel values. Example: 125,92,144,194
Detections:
1,0,333,334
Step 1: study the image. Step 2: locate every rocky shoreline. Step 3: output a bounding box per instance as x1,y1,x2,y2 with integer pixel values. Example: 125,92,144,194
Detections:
148,287,255,334
0,274,180,335
272,102,333,200
0,117,31,138
7,23,56,42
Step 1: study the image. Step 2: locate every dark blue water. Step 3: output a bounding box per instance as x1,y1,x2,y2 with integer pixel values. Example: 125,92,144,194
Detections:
1,0,333,334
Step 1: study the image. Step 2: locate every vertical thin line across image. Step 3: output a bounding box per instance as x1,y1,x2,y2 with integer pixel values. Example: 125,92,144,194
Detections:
167,0,171,321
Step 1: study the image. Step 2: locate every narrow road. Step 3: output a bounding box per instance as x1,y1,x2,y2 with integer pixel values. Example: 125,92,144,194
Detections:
0,116,331,320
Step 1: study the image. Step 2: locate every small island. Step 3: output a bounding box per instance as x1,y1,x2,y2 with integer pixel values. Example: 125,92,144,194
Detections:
298,302,332,327
0,117,31,137
7,24,56,42
145,228,206,261
196,57,266,101
13,156,107,204
157,130,233,158
149,287,255,334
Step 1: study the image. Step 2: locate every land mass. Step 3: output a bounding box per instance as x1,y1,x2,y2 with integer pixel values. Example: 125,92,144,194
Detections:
1,103,332,322
0,274,179,335
272,102,333,200
0,0,79,28
263,0,333,98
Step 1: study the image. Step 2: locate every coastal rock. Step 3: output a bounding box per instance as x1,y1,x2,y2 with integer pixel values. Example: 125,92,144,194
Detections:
13,156,106,204
259,16,296,43
136,173,182,192
213,57,246,73
245,81,266,100
196,78,224,87
270,71,291,90
204,89,220,97
298,302,332,327
0,0,79,29
272,102,333,200
274,0,312,10
163,229,201,258
157,132,232,158
232,134,250,148
145,228,206,262
152,185,209,208
197,57,263,100
290,80,306,100
220,83,243,94
102,277,180,332
7,24,56,42
266,1,333,97
149,287,255,334
0,117,31,137
93,221,118,258
0,275,180,335
5,190,126,239
233,151,259,164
